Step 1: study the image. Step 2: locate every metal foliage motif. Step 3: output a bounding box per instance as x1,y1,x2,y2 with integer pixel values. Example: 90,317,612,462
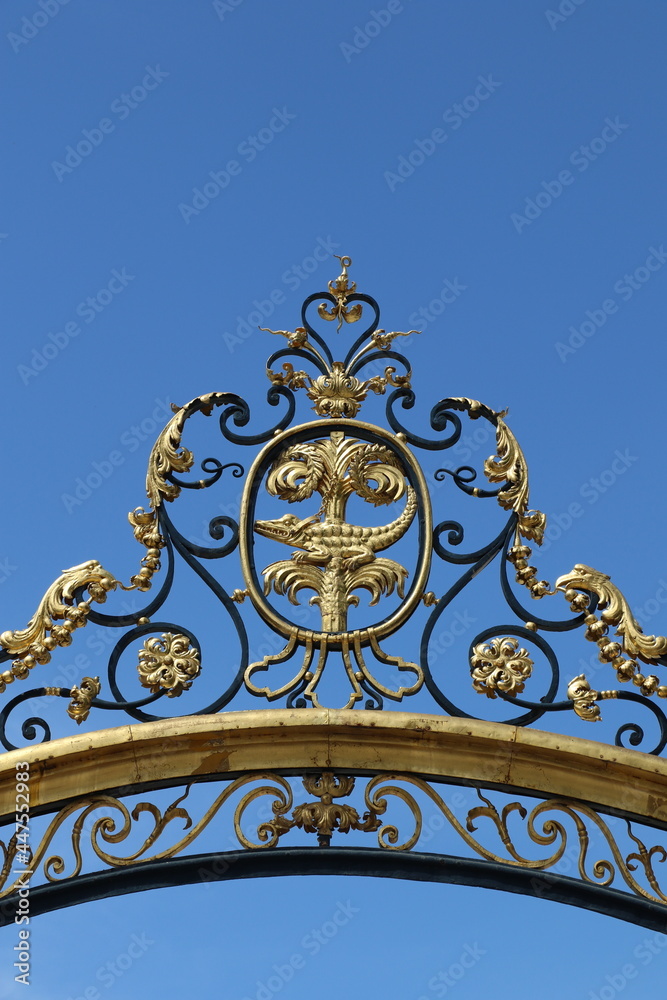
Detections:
2,771,667,918
137,633,201,697
1,257,666,751
257,433,415,631
470,637,533,698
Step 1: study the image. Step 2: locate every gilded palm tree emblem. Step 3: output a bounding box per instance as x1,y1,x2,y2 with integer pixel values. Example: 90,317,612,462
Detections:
255,431,417,632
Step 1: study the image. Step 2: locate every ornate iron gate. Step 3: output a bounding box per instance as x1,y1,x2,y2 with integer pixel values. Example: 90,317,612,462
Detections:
2,257,667,931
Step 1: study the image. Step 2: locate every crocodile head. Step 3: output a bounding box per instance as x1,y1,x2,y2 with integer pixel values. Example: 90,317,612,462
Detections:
254,512,320,545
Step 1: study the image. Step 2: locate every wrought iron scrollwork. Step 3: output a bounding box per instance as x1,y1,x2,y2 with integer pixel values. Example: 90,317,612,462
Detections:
3,770,667,916
1,256,667,752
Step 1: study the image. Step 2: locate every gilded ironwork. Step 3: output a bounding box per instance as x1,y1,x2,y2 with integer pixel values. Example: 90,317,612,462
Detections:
243,627,424,710
1,254,666,756
257,432,416,632
237,418,430,707
2,254,667,940
265,343,413,419
264,256,416,418
443,397,547,546
317,254,363,329
137,633,201,697
253,772,381,847
506,543,553,602
567,674,602,722
470,637,533,698
0,562,116,694
67,676,101,724
0,395,234,701
557,565,667,683
4,767,667,916
130,391,244,570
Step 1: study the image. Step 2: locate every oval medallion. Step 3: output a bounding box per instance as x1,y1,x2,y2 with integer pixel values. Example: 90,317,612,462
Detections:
239,418,432,648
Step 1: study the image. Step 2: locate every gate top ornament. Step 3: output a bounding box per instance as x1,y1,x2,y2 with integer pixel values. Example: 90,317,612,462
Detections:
1,256,667,752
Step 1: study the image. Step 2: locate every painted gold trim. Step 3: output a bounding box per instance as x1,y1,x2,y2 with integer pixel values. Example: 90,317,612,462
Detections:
2,710,667,828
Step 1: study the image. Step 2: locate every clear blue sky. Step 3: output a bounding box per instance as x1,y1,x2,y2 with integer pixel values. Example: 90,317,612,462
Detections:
2,1,667,997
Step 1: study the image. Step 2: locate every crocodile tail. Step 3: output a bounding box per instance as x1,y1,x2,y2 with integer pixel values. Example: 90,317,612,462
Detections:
370,487,418,552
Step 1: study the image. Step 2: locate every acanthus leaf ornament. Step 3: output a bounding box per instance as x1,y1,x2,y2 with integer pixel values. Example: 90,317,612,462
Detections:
0,562,116,694
256,433,416,632
265,350,414,420
130,390,244,576
2,254,667,753
256,772,382,847
486,414,547,546
557,564,667,669
442,397,547,545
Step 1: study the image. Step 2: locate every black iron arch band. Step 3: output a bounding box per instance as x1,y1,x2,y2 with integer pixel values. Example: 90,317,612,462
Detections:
2,849,667,933
3,714,667,935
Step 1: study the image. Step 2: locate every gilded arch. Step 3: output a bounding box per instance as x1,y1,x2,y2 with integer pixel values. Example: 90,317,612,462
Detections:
2,258,667,933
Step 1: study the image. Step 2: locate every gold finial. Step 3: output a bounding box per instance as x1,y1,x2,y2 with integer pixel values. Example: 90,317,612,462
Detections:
319,254,362,329
332,255,353,289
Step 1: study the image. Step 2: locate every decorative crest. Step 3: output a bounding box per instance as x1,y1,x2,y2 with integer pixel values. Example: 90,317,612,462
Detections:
262,256,418,418
256,432,415,631
0,255,665,757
